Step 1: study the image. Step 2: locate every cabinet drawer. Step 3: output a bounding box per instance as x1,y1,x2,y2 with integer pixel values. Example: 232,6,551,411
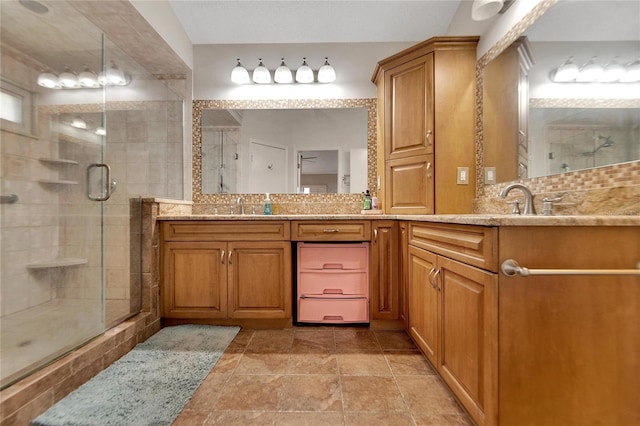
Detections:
409,222,498,272
298,271,368,296
298,242,369,270
291,221,371,241
162,221,290,241
298,297,369,323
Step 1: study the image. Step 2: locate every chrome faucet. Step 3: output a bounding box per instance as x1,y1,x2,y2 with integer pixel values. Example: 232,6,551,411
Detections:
236,197,244,215
499,183,535,215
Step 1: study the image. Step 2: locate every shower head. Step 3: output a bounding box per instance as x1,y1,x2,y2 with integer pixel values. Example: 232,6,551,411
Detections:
583,135,614,156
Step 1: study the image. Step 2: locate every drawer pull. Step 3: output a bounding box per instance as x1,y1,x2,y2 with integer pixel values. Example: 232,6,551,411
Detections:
300,295,366,300
322,228,339,233
221,250,225,264
323,289,343,295
323,315,344,321
322,263,344,269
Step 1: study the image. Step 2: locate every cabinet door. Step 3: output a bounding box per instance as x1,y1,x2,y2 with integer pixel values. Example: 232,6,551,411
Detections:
228,241,292,319
385,54,434,160
370,221,398,320
385,154,434,214
162,242,227,319
437,256,497,426
408,245,439,366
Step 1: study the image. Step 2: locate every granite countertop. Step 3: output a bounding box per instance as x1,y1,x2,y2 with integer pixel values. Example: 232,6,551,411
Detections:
157,213,640,226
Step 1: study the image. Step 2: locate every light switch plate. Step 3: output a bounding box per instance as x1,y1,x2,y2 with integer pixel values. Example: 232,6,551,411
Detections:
457,167,469,185
484,167,496,184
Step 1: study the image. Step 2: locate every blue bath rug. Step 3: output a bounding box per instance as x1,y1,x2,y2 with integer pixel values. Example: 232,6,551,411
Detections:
32,324,240,426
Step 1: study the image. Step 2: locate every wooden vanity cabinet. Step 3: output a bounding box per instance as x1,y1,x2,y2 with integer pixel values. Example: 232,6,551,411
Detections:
408,222,498,426
373,37,478,214
161,221,291,322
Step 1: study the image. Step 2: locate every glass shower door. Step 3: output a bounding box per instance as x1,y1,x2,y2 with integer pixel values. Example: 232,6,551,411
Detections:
0,1,107,388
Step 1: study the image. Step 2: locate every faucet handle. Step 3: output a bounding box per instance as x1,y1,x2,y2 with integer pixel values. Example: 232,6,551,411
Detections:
506,200,521,215
541,196,563,216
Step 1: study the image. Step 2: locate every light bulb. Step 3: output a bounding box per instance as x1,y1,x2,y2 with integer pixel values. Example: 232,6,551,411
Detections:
599,58,625,82
58,68,78,88
576,57,602,82
37,72,60,89
231,58,251,84
106,63,126,85
551,57,579,82
317,57,336,83
620,59,640,82
95,127,106,136
78,66,98,87
252,59,272,84
274,58,293,84
71,118,87,129
295,58,314,83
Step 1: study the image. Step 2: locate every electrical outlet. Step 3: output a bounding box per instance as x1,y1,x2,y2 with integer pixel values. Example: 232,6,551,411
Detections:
485,167,496,184
457,167,469,185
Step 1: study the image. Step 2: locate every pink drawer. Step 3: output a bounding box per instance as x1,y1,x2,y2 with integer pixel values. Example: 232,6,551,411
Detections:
298,243,369,270
298,271,368,295
298,297,369,323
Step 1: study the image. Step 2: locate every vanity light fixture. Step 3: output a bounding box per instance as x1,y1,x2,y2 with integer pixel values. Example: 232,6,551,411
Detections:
550,56,640,83
252,59,272,84
274,58,293,84
230,58,251,84
37,62,129,89
471,0,504,21
295,58,314,83
317,57,336,83
231,57,337,84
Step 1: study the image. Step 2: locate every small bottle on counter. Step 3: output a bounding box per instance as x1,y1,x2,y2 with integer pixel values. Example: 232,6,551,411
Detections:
371,195,378,210
263,193,272,215
363,190,372,210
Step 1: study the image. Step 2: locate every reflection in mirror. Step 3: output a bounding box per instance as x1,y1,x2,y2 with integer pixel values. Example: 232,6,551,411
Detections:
201,108,368,194
297,150,339,194
482,0,640,184
529,107,639,177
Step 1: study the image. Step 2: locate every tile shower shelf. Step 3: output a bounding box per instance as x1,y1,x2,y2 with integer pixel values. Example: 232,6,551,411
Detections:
27,258,88,270
38,158,79,165
37,179,79,185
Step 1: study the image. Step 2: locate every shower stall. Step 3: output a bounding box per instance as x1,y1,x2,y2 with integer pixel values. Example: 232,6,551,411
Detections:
0,1,185,388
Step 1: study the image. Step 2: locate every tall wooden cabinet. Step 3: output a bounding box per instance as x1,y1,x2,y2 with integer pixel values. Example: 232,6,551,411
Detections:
161,221,291,323
373,37,478,214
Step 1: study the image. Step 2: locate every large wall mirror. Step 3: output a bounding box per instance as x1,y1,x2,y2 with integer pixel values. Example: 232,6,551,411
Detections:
193,99,376,202
483,0,640,185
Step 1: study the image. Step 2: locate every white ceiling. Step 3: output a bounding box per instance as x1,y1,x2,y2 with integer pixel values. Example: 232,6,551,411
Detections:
169,0,464,45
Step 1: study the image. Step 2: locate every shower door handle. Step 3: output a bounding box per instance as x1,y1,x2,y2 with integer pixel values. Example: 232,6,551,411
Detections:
87,163,116,201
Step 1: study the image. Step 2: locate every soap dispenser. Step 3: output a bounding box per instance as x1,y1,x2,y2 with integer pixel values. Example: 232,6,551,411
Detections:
263,193,272,215
363,190,372,210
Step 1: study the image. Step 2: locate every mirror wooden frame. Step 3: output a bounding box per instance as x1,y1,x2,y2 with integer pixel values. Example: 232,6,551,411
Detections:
192,98,377,204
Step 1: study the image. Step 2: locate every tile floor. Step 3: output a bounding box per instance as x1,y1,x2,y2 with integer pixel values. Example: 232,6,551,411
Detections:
173,327,473,425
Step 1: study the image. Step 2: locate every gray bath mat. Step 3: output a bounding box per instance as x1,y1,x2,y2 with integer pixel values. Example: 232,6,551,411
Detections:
32,324,239,426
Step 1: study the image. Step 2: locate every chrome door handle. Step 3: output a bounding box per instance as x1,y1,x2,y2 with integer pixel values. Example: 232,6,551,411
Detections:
87,163,115,201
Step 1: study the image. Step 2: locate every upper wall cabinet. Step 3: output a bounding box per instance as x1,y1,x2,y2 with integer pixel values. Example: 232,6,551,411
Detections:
373,37,479,215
